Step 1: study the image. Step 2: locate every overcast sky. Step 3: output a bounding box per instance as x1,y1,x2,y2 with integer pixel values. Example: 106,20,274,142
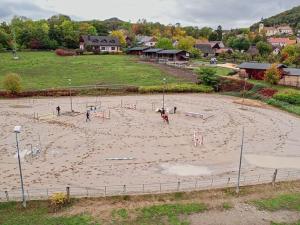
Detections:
0,0,299,29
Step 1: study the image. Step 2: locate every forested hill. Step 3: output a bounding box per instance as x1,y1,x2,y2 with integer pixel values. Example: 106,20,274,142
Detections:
251,5,300,30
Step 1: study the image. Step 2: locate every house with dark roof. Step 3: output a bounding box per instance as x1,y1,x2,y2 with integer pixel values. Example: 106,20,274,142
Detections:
79,35,121,53
143,48,163,59
136,35,158,47
238,62,287,80
157,50,190,61
127,46,150,55
194,40,230,57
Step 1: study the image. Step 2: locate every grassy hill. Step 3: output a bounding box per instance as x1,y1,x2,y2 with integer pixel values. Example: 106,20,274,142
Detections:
251,5,300,30
0,52,180,90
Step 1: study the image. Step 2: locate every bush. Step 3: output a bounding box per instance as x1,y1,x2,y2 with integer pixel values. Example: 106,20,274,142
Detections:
196,67,220,87
55,48,76,56
138,83,214,93
49,192,68,211
273,90,300,105
259,88,278,98
264,64,281,85
3,73,22,93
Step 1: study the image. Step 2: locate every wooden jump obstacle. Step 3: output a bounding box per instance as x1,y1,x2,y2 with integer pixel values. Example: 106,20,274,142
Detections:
33,112,55,121
185,112,204,119
193,131,203,147
94,110,111,120
121,100,137,110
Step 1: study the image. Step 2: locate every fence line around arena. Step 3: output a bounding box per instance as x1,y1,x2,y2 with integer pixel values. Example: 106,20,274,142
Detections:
1,169,299,202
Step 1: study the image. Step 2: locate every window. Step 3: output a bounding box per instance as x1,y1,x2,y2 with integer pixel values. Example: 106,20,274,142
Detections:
101,47,106,51
111,47,115,51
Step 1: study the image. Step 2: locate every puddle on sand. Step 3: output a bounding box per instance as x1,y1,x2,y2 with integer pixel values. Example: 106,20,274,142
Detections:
160,164,211,176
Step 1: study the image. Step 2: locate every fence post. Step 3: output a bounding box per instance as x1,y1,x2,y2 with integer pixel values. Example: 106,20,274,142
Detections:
104,186,107,197
142,184,145,193
27,190,30,201
177,181,180,191
46,189,49,198
227,177,231,186
123,185,126,194
160,183,162,193
5,191,9,201
86,188,89,197
272,169,278,186
66,187,70,202
211,177,214,187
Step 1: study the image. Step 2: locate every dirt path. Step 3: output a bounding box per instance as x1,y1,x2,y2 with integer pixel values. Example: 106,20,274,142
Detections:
139,61,198,82
190,203,300,225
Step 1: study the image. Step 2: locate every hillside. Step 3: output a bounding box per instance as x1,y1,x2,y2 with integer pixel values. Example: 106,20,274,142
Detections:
251,5,300,30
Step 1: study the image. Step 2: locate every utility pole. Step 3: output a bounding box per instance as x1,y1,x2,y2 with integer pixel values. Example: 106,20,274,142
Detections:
68,79,73,112
236,127,245,194
14,126,26,208
162,78,166,110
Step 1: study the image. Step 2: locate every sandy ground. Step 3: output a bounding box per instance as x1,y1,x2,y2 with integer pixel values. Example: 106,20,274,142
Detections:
0,94,300,191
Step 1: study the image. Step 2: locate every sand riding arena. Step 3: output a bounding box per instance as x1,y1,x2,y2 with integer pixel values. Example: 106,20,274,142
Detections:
0,94,300,192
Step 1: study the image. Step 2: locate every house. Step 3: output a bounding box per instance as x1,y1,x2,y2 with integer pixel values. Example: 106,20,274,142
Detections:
238,62,287,80
259,23,294,37
143,48,163,59
247,46,259,58
127,46,150,55
194,40,229,57
136,35,157,47
267,38,296,47
79,35,121,53
157,50,190,62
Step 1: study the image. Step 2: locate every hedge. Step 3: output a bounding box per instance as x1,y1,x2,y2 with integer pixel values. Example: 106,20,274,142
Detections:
138,83,214,94
273,90,300,105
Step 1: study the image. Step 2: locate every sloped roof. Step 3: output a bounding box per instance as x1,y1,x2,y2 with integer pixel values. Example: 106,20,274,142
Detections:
247,46,259,55
127,46,150,51
157,50,187,54
81,35,120,46
143,48,163,53
194,44,215,54
267,38,296,45
284,68,300,76
238,62,287,70
136,35,157,43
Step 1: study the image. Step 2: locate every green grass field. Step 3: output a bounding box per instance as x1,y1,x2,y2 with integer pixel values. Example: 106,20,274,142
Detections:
0,52,179,90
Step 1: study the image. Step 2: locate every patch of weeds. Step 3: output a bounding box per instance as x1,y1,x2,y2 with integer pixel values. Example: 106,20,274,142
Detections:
222,202,233,210
252,193,300,212
174,192,184,200
112,208,128,221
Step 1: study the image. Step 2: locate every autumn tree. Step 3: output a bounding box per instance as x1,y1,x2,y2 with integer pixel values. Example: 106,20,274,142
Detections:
264,64,281,85
3,73,22,93
110,30,126,47
256,41,272,56
156,37,173,49
177,36,195,52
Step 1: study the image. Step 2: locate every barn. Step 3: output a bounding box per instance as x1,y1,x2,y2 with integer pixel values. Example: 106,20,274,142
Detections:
157,50,190,62
238,62,287,80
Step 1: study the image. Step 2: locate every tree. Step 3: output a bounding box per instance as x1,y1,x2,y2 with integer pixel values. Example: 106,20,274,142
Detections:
216,25,223,41
3,73,22,93
177,36,195,52
227,37,251,51
281,44,300,67
60,20,79,48
110,30,126,47
256,41,272,56
264,64,281,85
199,27,213,39
79,23,97,36
156,38,173,49
196,67,220,86
208,32,218,41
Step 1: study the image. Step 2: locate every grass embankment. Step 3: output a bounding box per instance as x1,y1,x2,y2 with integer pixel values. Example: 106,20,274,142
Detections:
252,193,300,225
0,52,179,90
139,83,213,93
1,181,300,225
223,80,300,116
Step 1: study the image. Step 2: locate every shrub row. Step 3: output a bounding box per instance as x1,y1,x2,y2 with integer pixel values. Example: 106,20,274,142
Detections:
273,90,300,105
138,83,214,94
218,77,254,92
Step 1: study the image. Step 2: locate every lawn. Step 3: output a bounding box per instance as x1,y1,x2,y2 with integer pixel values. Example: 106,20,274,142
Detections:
195,65,234,77
0,201,98,225
0,52,179,90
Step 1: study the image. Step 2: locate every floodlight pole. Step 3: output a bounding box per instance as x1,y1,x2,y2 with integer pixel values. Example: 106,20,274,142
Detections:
162,78,166,110
15,131,26,208
236,126,245,194
69,79,73,112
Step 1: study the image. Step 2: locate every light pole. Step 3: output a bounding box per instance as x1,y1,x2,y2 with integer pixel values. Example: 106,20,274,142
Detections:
242,77,248,108
162,78,166,110
68,79,73,112
236,126,245,194
14,126,26,208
